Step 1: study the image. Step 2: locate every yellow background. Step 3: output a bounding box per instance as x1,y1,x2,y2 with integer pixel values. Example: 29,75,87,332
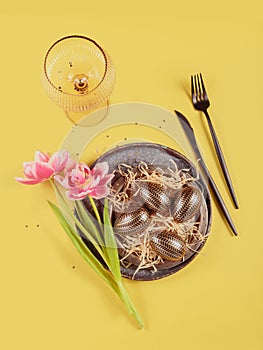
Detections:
1,1,262,349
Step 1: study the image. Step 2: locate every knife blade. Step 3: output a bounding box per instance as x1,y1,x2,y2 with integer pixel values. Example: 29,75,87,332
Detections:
174,110,238,236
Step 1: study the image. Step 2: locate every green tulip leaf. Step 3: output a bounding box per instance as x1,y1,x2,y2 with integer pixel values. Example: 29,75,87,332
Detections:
103,199,121,282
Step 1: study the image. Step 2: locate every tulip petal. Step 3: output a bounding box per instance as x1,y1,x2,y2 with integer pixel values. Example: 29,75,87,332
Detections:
96,174,114,187
64,158,77,173
33,162,55,180
92,186,110,199
90,175,101,188
15,177,44,185
92,162,109,178
70,168,86,184
35,151,50,163
23,161,35,179
49,150,69,173
66,190,88,201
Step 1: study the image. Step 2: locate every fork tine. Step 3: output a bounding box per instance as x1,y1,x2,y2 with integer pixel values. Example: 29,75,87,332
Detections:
191,75,195,102
200,73,208,99
191,75,194,96
197,74,202,97
194,75,198,99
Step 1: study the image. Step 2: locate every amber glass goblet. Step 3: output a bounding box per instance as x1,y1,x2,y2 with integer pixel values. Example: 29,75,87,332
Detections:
43,35,115,126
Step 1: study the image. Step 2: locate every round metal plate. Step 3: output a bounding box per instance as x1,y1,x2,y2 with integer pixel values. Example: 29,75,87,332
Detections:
84,142,212,281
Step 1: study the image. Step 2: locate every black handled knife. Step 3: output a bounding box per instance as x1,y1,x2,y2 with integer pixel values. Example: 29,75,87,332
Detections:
175,110,238,236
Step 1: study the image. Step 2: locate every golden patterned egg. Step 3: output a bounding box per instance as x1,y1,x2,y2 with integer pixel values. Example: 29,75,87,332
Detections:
150,230,186,261
114,208,151,235
173,185,202,222
137,181,171,215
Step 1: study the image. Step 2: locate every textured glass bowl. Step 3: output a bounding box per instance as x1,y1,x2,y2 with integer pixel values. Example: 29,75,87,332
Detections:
43,35,115,125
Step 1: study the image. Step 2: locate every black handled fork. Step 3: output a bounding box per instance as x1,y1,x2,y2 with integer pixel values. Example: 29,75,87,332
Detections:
191,73,239,209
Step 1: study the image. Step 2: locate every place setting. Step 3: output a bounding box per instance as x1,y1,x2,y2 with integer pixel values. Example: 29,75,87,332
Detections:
16,34,239,329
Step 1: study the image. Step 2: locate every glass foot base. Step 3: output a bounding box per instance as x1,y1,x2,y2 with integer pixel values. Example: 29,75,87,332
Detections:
65,101,109,127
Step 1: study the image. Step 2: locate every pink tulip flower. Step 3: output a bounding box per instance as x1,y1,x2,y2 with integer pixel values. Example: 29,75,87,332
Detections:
15,150,69,185
55,161,114,200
